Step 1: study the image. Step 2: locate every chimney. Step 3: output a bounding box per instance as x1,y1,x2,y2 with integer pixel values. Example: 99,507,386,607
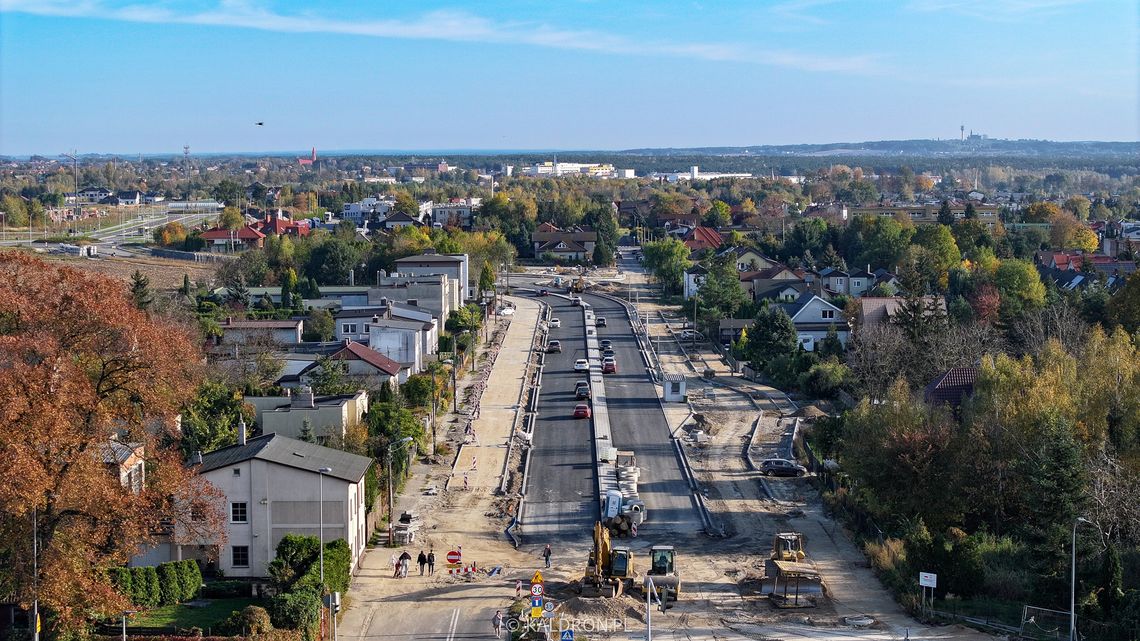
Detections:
238,419,247,446
194,451,203,465
349,269,355,286
344,338,352,346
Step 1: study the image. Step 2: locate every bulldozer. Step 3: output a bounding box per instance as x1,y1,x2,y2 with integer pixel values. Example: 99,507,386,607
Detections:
568,274,587,293
644,545,681,602
580,521,637,597
771,532,808,562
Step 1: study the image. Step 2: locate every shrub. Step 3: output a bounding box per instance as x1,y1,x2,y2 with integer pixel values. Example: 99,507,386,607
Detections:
269,590,320,641
130,566,151,606
181,560,203,601
109,567,132,599
142,566,161,608
219,605,274,636
799,360,849,398
157,562,181,605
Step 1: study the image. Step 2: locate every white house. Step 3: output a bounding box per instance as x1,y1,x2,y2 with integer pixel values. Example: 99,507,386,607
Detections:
245,387,369,443
218,318,304,345
393,252,469,303
191,430,373,578
778,292,849,352
683,264,707,300
368,318,427,374
431,199,480,229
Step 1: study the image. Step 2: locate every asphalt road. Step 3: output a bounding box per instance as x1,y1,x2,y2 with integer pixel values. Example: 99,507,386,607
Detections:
521,295,598,542
583,289,703,536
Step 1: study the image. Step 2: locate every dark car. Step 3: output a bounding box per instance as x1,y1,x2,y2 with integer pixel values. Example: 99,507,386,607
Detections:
760,458,807,477
538,289,549,296
546,340,562,354
596,317,607,327
602,348,615,359
600,339,612,350
575,384,591,400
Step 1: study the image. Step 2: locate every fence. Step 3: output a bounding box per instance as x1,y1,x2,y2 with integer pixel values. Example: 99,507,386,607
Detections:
151,248,234,263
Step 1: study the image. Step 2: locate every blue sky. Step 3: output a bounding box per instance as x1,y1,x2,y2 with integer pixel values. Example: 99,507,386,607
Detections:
0,0,1136,155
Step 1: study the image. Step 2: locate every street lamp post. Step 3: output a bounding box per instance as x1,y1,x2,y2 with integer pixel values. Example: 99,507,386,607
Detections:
387,437,414,546
430,367,438,455
318,467,332,586
32,508,38,641
1070,516,1092,641
121,611,136,641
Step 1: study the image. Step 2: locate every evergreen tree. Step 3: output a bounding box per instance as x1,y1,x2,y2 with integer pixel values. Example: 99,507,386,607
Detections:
299,418,315,443
180,273,192,297
129,270,153,311
964,202,978,220
745,306,798,366
820,244,845,269
226,273,251,308
1100,542,1124,617
281,268,298,310
937,200,955,226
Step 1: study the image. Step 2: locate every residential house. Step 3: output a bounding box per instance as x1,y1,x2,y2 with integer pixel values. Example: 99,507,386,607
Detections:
187,429,373,578
718,318,753,346
683,264,708,300
818,268,850,296
431,198,480,229
1034,250,1137,279
682,226,724,253
143,192,166,204
368,318,427,374
342,197,394,225
531,223,598,262
116,191,142,206
853,296,947,329
924,367,978,412
245,387,369,442
218,318,303,346
317,340,404,387
717,246,779,272
101,439,146,494
740,264,800,301
369,274,459,323
77,187,113,203
380,212,423,229
779,292,849,352
339,301,438,353
750,279,808,304
393,252,470,303
847,268,875,297
253,212,311,238
200,225,267,251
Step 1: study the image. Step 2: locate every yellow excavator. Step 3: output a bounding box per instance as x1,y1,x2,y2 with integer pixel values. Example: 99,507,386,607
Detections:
580,521,636,597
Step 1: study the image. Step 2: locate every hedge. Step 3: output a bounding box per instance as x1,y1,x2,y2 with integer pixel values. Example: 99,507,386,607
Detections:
291,540,350,596
201,580,253,599
157,563,181,606
268,591,320,641
109,567,132,599
178,560,203,601
117,561,202,607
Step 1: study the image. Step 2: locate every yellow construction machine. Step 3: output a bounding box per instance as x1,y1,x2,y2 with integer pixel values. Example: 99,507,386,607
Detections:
580,521,637,597
569,274,587,293
644,545,681,602
771,532,808,562
767,532,823,608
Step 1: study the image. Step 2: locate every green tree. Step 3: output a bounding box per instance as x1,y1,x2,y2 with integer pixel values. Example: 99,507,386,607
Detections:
937,200,954,226
219,205,244,230
964,202,978,220
180,273,192,297
180,381,253,455
280,267,298,310
1063,195,1092,221
1,194,29,227
1022,201,1062,224
299,418,314,443
129,270,153,311
994,258,1046,314
641,237,692,294
913,224,961,287
592,242,614,266
308,356,358,395
304,308,335,341
1106,271,1140,333
696,254,750,332
704,200,731,228
213,179,243,207
392,191,420,217
745,306,798,366
478,260,496,297
306,237,361,285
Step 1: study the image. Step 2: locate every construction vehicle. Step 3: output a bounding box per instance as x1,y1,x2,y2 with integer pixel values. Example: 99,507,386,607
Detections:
580,521,637,597
569,274,586,293
644,545,681,602
771,532,808,562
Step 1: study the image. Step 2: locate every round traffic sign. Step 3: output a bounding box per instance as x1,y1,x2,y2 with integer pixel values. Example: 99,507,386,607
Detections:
446,550,462,564
530,583,544,597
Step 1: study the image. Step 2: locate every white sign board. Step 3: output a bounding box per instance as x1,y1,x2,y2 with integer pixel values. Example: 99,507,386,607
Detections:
919,572,937,588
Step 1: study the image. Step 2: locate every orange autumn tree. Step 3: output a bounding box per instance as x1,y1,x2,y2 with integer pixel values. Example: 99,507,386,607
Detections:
0,252,225,633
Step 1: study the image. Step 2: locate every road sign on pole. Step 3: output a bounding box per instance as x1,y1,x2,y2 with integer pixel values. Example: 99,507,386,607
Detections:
531,570,544,584
561,631,574,641
531,583,544,597
919,572,937,588
446,550,462,564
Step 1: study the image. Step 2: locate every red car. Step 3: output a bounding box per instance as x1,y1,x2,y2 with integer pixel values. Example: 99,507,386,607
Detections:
602,357,617,374
573,403,592,419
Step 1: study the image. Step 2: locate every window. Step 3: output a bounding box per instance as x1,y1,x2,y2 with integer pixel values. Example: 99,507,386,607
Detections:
232,468,241,476
853,280,862,288
231,546,250,568
341,323,358,334
231,502,248,523
821,309,835,320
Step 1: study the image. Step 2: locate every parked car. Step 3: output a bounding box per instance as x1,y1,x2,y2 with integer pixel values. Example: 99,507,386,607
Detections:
573,403,592,419
760,458,807,477
599,339,612,350
546,340,562,354
602,348,615,358
596,317,607,327
550,318,561,328
602,357,617,374
679,329,704,341
574,359,590,372
575,384,591,400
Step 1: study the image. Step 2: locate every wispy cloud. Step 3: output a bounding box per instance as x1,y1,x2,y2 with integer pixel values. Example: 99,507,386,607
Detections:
1,0,881,73
907,0,1088,20
770,0,844,26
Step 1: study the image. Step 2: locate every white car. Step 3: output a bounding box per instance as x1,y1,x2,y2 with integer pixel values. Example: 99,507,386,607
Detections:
573,359,590,372
679,329,704,340
550,318,561,328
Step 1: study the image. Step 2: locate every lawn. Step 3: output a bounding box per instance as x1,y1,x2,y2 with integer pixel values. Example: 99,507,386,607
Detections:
130,598,265,630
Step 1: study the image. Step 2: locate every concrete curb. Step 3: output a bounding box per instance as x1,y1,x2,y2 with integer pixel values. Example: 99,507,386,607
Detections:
743,411,764,472
671,437,718,536
498,298,546,495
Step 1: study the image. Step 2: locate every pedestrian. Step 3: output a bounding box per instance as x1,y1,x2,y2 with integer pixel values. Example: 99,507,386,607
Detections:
492,610,504,639
427,549,436,575
392,552,401,579
515,579,522,598
541,544,552,569
399,550,412,578
417,550,428,576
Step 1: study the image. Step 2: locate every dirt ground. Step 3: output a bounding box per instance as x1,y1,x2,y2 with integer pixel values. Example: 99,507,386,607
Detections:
40,252,218,290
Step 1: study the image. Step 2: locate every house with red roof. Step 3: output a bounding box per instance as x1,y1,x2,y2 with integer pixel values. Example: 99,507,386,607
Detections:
200,225,266,251
253,212,311,238
682,226,724,252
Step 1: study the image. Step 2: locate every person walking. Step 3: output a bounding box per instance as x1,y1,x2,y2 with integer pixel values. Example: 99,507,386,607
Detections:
541,544,552,569
492,610,504,639
398,550,412,578
427,549,436,575
417,550,428,576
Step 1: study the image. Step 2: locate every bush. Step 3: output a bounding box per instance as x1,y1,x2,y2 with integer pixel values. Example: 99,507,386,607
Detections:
142,566,161,608
200,580,253,599
799,360,849,398
219,605,274,636
109,567,132,599
157,562,181,605
181,560,203,601
268,590,320,641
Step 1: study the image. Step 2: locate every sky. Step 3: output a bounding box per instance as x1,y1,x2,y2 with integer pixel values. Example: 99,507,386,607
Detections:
0,0,1137,155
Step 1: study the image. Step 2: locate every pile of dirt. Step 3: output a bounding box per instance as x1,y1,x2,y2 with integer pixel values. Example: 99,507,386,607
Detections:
557,594,644,622
792,404,828,419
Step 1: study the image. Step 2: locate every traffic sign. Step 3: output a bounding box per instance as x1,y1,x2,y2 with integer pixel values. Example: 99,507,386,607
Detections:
561,630,574,641
919,572,937,588
530,606,544,619
446,550,462,564
531,597,543,609
531,583,544,597
543,601,555,612
531,570,544,583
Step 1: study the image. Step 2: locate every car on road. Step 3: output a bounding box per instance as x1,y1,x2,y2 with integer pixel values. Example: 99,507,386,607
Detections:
602,348,615,358
550,318,561,328
575,383,591,400
546,340,562,354
602,357,617,374
760,458,807,477
574,359,591,372
538,289,549,296
570,296,582,306
573,403,592,419
679,329,704,341
600,339,612,350
596,317,607,327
